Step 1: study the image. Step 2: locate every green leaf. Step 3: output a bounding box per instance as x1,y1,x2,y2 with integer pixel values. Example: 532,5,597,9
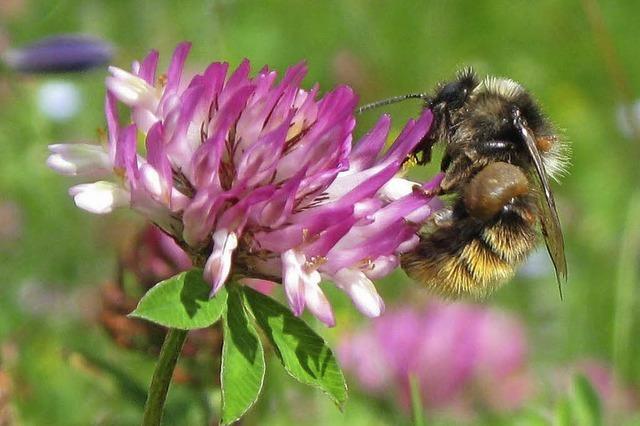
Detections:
553,397,573,426
220,287,265,425
571,375,602,426
129,269,227,329
517,409,553,426
242,286,347,408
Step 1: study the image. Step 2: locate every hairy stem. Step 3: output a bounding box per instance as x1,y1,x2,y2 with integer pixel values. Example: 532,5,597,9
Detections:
142,328,189,426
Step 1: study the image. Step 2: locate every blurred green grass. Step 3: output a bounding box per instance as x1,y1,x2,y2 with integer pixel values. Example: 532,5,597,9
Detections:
2,0,640,424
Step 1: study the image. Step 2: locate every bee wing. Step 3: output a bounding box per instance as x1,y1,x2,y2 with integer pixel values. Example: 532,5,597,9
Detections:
514,115,567,297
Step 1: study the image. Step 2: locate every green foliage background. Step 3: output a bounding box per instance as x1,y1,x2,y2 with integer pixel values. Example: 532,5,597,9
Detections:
1,0,639,424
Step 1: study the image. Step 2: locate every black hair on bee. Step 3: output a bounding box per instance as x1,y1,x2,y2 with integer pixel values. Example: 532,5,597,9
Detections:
358,69,569,298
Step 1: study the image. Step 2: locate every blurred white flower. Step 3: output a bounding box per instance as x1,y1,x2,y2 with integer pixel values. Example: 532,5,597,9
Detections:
616,101,640,139
37,80,82,121
517,248,553,279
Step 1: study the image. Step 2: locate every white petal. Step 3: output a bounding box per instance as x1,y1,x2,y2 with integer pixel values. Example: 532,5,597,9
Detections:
47,144,111,176
68,181,129,214
324,163,387,201
304,282,335,327
333,268,385,317
139,164,165,199
405,204,433,223
106,76,139,105
282,249,307,316
396,234,420,253
379,177,417,201
106,66,159,110
133,108,160,134
204,229,238,294
131,60,141,74
364,255,398,280
170,190,190,212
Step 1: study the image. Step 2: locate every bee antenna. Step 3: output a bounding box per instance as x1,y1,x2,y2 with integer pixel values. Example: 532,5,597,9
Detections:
356,93,427,114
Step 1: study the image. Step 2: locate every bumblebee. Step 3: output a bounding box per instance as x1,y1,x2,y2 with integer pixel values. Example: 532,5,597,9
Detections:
359,69,569,297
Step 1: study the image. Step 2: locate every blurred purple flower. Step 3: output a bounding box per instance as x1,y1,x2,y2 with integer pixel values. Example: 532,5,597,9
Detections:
48,42,440,326
339,301,535,417
2,34,113,73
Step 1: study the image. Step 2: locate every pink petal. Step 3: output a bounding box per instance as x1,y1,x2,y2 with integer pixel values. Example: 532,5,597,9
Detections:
115,124,139,184
137,49,159,84
220,59,251,105
182,188,237,247
165,42,191,93
381,109,433,165
349,115,391,171
105,92,119,162
145,122,172,201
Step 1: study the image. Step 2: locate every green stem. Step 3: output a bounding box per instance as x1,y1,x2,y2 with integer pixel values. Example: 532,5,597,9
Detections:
581,0,640,147
142,328,189,426
409,374,425,426
612,191,640,378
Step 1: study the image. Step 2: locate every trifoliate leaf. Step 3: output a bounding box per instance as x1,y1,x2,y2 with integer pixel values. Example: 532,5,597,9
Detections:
242,286,347,408
130,269,227,329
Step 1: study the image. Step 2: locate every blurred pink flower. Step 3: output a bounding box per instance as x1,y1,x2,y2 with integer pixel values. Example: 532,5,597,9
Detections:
0,201,22,244
121,225,192,288
48,42,440,326
339,301,535,417
561,359,638,419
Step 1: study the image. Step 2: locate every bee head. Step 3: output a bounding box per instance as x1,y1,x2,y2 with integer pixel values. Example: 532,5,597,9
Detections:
428,67,479,111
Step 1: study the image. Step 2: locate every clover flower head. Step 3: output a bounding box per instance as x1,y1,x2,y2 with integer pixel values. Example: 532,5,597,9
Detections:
48,42,439,326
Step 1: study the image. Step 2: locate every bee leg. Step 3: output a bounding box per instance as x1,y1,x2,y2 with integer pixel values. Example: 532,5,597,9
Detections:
463,162,529,221
414,135,437,165
416,206,455,233
432,208,455,227
412,183,443,199
441,151,452,171
441,155,478,192
415,103,453,165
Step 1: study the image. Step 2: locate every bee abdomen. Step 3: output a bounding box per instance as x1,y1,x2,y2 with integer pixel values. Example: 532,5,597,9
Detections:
401,201,537,298
460,238,516,290
481,200,538,263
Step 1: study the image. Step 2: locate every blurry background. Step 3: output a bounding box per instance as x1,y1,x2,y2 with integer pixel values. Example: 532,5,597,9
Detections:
1,0,640,424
